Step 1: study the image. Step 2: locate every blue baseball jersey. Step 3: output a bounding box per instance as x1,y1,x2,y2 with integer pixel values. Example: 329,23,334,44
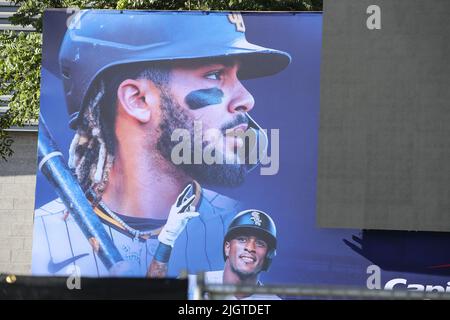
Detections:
31,188,241,277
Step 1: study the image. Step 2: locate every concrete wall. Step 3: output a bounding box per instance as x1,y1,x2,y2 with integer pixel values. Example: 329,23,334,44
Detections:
0,132,37,275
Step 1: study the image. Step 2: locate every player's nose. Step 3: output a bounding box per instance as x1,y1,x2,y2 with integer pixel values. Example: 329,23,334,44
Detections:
228,79,255,114
244,238,257,252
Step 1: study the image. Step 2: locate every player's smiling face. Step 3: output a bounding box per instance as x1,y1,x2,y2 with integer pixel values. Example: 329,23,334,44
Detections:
167,58,255,158
225,233,268,277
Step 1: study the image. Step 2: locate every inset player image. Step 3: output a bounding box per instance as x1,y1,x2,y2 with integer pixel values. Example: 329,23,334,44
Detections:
194,209,280,300
146,203,279,299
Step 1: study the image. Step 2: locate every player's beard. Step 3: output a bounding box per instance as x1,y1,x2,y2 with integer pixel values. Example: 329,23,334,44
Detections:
156,89,247,187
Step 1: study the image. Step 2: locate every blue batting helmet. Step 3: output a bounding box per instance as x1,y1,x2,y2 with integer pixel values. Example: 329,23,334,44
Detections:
59,10,291,129
223,209,277,271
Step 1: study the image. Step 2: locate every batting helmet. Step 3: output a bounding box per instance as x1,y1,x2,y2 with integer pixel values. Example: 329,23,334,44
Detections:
59,10,291,129
223,209,277,271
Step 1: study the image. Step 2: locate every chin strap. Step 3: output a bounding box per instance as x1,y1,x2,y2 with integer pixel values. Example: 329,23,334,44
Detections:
245,113,268,173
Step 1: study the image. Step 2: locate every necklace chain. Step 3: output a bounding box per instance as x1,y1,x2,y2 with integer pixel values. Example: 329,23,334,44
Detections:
98,200,160,240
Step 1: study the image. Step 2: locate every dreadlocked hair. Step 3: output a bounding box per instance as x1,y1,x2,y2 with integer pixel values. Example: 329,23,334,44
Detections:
68,63,171,205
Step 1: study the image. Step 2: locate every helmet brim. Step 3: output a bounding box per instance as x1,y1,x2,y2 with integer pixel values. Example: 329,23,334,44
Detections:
225,225,277,250
91,41,292,80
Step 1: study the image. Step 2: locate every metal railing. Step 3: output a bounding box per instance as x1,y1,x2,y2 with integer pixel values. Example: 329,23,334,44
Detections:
194,273,450,300
0,95,38,132
0,1,35,31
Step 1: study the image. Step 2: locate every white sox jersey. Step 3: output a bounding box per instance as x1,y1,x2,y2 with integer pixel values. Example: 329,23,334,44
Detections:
31,188,242,278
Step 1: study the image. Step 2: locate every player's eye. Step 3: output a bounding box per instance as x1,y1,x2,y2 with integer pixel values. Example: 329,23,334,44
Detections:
236,236,248,243
256,240,267,248
204,70,223,80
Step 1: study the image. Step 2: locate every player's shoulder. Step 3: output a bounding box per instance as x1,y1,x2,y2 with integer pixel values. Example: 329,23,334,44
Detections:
250,281,282,300
247,294,282,300
204,270,224,284
187,270,224,300
35,198,67,217
187,270,223,284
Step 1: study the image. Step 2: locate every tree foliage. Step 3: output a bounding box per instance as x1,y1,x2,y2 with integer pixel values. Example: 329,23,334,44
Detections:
10,0,322,32
0,31,42,160
0,0,322,160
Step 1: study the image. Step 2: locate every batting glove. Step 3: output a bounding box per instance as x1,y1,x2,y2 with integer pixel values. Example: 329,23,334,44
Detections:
158,184,200,247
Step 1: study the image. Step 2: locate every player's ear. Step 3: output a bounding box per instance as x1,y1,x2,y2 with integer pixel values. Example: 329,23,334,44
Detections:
117,79,159,123
224,241,231,258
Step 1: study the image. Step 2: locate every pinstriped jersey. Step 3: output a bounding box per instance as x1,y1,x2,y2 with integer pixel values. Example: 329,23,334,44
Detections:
31,188,242,277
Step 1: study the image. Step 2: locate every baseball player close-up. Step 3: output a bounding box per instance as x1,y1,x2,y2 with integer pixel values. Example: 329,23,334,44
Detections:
32,10,291,278
216,209,280,300
145,206,280,300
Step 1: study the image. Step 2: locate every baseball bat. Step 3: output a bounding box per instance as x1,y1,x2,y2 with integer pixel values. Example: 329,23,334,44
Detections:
37,115,124,270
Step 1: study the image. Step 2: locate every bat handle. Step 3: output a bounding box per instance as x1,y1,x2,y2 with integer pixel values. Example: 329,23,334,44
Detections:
37,114,124,270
